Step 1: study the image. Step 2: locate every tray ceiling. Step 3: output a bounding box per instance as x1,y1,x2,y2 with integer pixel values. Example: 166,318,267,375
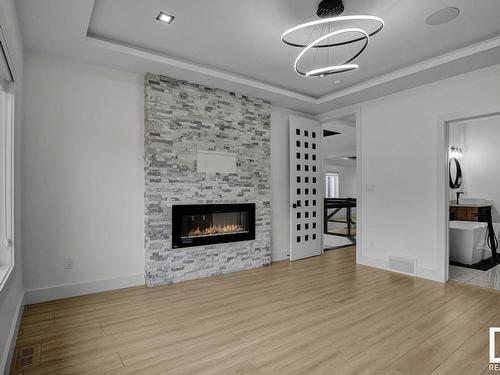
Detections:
17,0,500,114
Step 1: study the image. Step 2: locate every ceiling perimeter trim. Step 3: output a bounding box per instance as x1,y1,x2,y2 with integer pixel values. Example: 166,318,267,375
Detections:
86,31,500,111
86,34,317,104
317,34,500,104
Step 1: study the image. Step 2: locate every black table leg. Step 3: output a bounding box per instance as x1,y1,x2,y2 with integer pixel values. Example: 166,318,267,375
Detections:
487,213,497,261
347,207,351,238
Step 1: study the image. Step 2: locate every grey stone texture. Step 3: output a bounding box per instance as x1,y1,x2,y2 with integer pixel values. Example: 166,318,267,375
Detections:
144,74,272,287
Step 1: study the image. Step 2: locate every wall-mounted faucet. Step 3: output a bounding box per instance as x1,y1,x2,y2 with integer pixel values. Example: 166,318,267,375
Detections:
456,191,464,204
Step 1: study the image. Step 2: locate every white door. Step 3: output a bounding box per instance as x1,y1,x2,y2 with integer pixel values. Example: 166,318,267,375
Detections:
289,116,323,260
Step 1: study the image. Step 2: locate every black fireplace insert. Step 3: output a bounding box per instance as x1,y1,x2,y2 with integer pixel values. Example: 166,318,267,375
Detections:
172,203,255,248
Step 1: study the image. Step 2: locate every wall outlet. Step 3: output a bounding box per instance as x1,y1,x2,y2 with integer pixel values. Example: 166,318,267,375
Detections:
64,257,73,269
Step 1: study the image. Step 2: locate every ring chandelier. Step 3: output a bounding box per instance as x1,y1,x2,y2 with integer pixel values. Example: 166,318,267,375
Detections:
281,0,384,78
294,27,368,77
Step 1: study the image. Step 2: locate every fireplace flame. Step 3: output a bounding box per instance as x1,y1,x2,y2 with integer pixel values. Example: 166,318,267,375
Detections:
188,224,245,237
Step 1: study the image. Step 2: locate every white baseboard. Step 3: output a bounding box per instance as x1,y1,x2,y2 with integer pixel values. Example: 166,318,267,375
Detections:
417,266,445,283
358,254,444,283
271,251,289,262
25,274,145,305
1,292,24,375
357,254,388,270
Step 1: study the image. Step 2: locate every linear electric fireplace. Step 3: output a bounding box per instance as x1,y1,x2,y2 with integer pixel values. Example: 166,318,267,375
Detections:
172,203,256,248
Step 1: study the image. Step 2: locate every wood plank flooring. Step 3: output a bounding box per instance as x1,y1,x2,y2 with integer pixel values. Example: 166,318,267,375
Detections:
11,247,500,375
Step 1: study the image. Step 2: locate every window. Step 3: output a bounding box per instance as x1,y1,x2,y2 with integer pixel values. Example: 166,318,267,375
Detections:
0,48,15,291
325,173,339,198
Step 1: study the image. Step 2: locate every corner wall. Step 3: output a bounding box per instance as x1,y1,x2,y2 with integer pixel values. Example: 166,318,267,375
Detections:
22,53,145,301
144,74,272,286
356,63,500,281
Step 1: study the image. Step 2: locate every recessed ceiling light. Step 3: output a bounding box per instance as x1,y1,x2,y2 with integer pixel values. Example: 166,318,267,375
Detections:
157,12,175,24
425,7,459,26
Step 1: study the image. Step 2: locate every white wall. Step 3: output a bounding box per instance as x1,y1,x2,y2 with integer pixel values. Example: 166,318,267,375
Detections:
0,0,24,373
454,116,500,221
357,63,500,281
22,53,145,301
322,119,356,159
324,164,357,198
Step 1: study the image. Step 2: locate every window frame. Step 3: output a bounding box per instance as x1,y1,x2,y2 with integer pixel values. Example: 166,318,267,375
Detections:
325,172,340,198
0,76,15,292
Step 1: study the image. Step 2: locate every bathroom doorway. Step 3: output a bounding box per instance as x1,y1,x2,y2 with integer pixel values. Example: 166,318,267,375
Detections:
445,111,500,289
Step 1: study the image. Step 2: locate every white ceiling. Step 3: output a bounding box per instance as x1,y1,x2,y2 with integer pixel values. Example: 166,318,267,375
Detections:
17,0,500,114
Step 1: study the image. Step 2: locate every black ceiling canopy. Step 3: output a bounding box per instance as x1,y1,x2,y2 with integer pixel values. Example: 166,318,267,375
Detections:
317,0,345,18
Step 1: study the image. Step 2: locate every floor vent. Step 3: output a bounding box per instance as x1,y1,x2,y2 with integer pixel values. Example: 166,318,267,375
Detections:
388,255,416,276
13,344,41,372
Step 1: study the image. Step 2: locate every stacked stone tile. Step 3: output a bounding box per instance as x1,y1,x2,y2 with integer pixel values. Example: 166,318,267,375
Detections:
144,74,272,286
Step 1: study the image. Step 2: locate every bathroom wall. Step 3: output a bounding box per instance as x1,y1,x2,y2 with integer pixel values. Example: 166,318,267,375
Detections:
454,115,500,221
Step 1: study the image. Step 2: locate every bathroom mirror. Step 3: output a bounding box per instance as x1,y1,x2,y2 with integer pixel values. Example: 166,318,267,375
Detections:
449,158,462,189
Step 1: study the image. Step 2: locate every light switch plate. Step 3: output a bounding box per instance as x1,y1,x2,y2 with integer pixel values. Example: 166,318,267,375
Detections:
64,257,73,269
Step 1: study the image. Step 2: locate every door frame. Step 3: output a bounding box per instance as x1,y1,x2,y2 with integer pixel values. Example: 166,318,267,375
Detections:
438,106,500,282
317,105,362,262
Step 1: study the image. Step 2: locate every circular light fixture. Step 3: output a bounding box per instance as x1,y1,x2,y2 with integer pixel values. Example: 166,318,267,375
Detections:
281,0,383,78
281,15,384,48
425,7,460,26
294,28,368,77
306,65,359,77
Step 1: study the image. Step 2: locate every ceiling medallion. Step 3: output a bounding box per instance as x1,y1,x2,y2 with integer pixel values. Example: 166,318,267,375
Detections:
282,0,384,78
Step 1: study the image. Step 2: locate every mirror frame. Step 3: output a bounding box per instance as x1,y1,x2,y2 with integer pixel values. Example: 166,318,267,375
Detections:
449,157,462,189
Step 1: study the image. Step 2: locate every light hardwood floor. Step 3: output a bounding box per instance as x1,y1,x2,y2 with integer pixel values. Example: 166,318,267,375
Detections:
11,247,500,374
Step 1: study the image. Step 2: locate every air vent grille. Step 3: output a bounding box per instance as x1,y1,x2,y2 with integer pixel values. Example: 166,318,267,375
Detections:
13,344,41,372
388,255,416,276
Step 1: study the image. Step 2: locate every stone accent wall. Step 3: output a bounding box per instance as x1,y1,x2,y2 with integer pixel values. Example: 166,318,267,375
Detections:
144,74,272,287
